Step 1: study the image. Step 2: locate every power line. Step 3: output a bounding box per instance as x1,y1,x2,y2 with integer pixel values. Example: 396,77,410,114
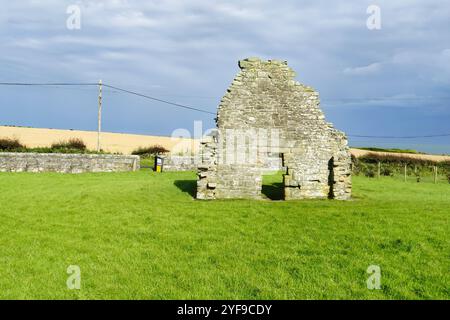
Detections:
323,97,450,102
103,88,218,100
0,82,449,138
348,133,450,139
102,84,215,115
0,82,98,86
2,82,450,101
0,81,216,115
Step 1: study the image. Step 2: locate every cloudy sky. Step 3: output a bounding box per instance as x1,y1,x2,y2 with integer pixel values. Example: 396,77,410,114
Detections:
1,0,449,153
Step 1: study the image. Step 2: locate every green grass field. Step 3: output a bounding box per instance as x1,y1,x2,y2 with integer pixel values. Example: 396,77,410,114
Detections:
0,170,448,299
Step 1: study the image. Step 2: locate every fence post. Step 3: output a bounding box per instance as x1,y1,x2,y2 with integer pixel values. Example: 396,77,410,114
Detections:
434,166,437,184
404,163,407,182
377,161,381,178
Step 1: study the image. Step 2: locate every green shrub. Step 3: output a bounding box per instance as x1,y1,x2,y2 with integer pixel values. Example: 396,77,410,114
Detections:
359,152,435,166
365,169,375,178
0,137,25,151
51,138,86,151
0,137,113,154
351,151,450,182
356,147,420,154
441,161,450,174
132,145,169,157
381,167,393,176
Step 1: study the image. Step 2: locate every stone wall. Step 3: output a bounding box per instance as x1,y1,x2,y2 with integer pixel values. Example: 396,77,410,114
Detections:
197,57,352,200
0,153,140,173
161,154,281,172
161,155,199,171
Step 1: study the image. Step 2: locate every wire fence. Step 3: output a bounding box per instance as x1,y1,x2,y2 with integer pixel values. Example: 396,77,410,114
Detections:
352,155,450,184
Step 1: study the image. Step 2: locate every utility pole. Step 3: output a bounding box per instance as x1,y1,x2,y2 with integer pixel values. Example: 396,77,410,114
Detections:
97,79,102,152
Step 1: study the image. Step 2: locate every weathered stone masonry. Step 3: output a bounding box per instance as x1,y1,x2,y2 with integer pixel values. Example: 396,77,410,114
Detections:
197,58,352,200
0,153,140,173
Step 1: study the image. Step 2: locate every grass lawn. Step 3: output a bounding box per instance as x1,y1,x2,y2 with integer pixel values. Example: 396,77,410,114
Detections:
0,170,448,299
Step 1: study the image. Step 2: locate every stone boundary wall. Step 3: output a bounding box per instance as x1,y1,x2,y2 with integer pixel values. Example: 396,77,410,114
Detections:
162,155,199,171
0,153,140,173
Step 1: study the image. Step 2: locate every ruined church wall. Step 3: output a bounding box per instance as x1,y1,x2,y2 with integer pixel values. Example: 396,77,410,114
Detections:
197,58,352,200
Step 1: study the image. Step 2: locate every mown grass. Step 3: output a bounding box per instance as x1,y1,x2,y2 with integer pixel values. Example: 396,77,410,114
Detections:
0,170,448,299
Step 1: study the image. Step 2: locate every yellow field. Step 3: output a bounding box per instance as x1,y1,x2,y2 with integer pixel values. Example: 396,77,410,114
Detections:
0,126,199,155
350,148,450,162
1,126,448,162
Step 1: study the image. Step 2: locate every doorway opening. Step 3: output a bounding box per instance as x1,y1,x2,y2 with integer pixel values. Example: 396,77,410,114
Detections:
261,171,284,200
261,153,285,200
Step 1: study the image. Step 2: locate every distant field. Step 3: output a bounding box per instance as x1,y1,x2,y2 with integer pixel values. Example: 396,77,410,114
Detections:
0,126,198,155
1,126,449,162
350,148,450,162
355,147,420,154
0,170,448,299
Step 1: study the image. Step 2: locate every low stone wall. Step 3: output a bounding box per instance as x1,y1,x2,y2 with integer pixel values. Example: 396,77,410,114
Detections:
0,153,140,173
162,155,199,171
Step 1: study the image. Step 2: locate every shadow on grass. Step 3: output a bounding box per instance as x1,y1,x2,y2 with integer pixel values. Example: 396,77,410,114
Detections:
261,182,284,200
174,180,197,198
175,179,285,200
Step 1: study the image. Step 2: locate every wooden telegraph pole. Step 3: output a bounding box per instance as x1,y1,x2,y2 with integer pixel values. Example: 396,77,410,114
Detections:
97,79,102,152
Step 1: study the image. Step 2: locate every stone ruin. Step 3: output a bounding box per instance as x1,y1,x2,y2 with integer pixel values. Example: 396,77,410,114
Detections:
197,57,352,200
